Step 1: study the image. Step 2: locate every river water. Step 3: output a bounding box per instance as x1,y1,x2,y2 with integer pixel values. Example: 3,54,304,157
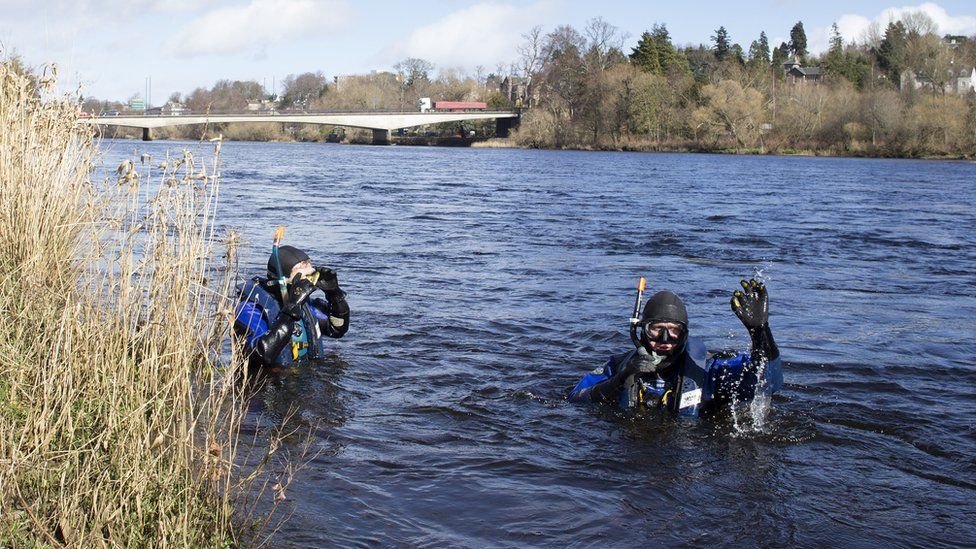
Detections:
98,139,976,546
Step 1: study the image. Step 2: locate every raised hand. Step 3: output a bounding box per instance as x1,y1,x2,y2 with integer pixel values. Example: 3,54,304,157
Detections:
314,266,340,294
730,278,769,330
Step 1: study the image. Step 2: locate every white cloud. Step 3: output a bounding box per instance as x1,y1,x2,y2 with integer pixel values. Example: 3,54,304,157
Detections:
822,2,976,51
389,1,557,70
167,0,352,58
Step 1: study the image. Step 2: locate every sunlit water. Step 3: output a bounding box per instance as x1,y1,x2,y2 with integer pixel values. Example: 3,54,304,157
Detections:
98,139,976,546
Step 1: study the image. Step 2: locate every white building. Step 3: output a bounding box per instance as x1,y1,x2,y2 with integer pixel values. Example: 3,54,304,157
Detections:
901,65,976,95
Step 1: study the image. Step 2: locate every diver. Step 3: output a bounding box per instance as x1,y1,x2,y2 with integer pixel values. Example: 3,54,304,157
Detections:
234,245,349,368
566,279,782,418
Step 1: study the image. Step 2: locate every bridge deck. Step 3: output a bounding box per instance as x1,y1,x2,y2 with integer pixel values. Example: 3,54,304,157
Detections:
82,110,519,131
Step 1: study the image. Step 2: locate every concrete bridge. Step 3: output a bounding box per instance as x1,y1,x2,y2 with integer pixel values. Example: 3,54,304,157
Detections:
82,110,520,144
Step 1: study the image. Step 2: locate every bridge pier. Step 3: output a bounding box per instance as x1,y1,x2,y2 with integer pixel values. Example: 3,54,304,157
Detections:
495,116,519,138
372,129,391,145
142,127,153,141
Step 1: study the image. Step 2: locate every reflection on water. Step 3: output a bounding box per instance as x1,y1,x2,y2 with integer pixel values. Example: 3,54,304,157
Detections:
98,140,976,545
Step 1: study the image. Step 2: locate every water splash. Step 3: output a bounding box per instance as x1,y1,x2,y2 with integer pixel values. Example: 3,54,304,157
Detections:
753,260,774,283
731,357,773,436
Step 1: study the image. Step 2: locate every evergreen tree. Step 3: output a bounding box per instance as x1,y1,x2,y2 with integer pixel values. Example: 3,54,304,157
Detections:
712,26,731,61
823,23,871,88
828,23,844,54
771,41,790,68
630,31,662,73
652,24,691,75
789,21,808,60
630,24,690,76
748,31,771,66
876,21,907,83
730,44,745,65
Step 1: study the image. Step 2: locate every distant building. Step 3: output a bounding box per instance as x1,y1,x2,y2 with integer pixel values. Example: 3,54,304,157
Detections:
956,66,976,94
161,101,188,116
246,99,275,112
900,66,976,95
500,75,532,106
783,59,822,84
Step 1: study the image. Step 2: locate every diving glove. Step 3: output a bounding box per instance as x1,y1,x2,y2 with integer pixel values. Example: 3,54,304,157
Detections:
588,349,646,404
280,277,316,319
314,266,341,294
730,278,779,362
731,278,768,330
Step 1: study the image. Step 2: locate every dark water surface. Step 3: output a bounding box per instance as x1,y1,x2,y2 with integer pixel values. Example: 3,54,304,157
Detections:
99,140,976,546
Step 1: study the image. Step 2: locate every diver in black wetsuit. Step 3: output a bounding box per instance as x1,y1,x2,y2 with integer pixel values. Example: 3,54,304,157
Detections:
567,280,782,417
234,246,350,368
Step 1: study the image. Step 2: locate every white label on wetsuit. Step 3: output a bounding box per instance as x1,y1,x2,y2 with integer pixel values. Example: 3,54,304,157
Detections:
679,389,702,409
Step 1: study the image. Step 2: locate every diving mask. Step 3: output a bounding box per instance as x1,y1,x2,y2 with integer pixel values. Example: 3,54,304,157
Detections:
643,321,684,343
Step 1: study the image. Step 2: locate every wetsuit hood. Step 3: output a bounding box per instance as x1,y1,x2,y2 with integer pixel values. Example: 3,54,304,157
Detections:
639,290,689,358
642,290,688,326
267,245,310,280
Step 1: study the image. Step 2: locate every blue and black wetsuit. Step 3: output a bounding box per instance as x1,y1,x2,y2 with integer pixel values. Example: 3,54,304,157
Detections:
234,276,349,367
567,335,782,418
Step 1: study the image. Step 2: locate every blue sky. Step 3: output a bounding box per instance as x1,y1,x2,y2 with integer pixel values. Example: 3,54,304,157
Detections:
2,1,974,102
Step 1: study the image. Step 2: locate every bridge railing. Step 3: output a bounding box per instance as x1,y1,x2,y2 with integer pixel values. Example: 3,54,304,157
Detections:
90,109,521,118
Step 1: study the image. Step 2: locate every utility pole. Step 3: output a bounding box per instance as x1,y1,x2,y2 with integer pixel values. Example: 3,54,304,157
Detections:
143,76,152,112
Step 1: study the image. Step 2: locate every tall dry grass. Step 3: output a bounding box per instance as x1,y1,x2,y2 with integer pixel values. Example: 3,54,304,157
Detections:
0,61,293,546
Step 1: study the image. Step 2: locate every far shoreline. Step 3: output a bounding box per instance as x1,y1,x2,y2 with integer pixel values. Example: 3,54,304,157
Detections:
98,135,976,162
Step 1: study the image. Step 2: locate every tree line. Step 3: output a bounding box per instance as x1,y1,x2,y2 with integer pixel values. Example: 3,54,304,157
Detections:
80,11,976,156
513,14,976,157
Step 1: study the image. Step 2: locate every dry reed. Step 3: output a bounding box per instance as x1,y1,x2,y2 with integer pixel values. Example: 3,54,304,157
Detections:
0,60,296,546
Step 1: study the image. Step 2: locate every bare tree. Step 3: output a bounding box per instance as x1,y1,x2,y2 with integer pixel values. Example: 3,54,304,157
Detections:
475,65,486,88
517,25,546,78
901,10,938,37
584,17,627,71
281,72,328,109
859,21,884,50
692,80,766,149
394,58,434,86
543,25,587,61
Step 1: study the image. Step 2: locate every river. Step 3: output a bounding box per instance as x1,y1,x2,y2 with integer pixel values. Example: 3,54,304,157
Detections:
98,140,976,546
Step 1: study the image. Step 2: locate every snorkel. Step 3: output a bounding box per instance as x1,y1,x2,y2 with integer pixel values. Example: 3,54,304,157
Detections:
629,276,646,348
271,225,288,302
628,277,669,373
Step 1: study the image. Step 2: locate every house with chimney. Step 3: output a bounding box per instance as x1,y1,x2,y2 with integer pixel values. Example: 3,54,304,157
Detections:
783,59,822,84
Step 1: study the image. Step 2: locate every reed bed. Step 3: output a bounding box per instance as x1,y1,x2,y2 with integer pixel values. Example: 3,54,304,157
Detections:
0,61,292,546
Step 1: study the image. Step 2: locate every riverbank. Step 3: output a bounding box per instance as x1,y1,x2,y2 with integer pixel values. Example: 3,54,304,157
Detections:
100,126,974,161
0,62,289,546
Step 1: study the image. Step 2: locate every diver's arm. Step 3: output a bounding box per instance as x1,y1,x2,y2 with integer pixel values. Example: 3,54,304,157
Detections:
725,278,783,395
585,369,631,404
311,291,350,338
252,317,295,363
730,278,780,367
235,300,295,364
251,278,316,364
748,324,779,366
571,352,642,404
313,267,350,338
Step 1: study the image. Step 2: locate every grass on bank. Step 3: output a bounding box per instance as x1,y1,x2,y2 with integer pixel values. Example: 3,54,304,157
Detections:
0,61,298,546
